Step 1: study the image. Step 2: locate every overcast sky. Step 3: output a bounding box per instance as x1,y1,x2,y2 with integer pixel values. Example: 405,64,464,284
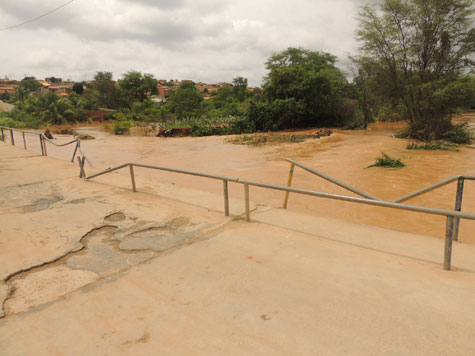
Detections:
0,0,377,86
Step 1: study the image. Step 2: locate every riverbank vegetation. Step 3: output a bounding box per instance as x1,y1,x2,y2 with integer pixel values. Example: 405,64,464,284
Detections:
406,141,458,151
368,153,406,168
353,0,474,142
1,0,473,143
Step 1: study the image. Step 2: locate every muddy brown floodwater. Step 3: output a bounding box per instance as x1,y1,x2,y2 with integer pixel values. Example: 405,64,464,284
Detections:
20,114,475,243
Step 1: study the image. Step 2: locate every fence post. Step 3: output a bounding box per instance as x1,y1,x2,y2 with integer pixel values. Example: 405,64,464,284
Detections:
129,164,137,192
10,129,14,145
71,140,79,162
452,177,464,242
39,134,44,156
283,163,295,209
22,132,27,150
1,127,4,141
42,135,48,156
223,180,229,216
77,156,86,178
444,216,455,270
244,183,250,222
77,156,83,177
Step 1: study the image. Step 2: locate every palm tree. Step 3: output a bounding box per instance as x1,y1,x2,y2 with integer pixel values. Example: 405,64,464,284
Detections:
68,92,87,121
33,93,74,125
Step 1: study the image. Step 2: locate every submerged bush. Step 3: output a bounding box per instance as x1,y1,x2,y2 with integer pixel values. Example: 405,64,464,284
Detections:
113,120,132,135
368,152,405,168
441,123,473,144
406,141,458,151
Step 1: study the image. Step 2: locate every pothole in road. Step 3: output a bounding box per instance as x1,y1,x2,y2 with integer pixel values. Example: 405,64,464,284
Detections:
2,214,202,317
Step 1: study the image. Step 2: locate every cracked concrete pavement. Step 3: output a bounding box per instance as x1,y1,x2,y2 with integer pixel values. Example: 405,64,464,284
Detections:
0,144,234,319
2,142,475,355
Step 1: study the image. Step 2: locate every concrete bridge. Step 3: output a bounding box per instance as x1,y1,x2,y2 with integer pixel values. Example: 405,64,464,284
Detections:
1,142,475,355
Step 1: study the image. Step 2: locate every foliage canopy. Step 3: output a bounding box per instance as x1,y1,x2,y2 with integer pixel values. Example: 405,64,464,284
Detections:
355,0,475,141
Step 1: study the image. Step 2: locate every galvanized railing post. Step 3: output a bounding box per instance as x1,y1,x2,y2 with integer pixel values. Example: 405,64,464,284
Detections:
444,216,455,270
77,156,83,178
71,140,79,162
244,183,250,222
77,156,86,178
39,134,44,156
10,129,14,145
42,135,48,156
223,180,229,216
81,157,86,178
283,163,295,209
129,164,137,192
22,132,27,149
452,177,464,242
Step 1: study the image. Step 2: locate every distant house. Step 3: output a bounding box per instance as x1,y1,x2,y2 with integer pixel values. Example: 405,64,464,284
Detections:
157,84,170,98
39,85,72,96
37,80,51,88
0,86,16,95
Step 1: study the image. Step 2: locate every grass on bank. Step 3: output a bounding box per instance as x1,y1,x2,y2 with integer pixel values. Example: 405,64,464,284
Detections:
225,134,305,146
406,141,459,151
367,152,405,168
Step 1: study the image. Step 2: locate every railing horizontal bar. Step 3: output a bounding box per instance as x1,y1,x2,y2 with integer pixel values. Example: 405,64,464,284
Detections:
237,178,475,220
461,175,475,181
287,158,381,201
86,163,130,179
0,126,41,135
130,162,240,182
43,136,78,147
85,161,475,220
394,176,460,203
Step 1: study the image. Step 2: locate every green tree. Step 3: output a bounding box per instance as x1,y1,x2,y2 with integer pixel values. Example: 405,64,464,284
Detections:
232,76,248,101
1,92,10,102
356,0,475,141
167,81,203,118
19,77,42,93
14,86,30,104
26,93,75,125
72,82,85,95
68,92,87,121
263,47,349,128
93,72,121,109
119,71,158,103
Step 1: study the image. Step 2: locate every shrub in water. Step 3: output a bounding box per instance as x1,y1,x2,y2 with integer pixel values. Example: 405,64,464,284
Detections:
368,152,405,168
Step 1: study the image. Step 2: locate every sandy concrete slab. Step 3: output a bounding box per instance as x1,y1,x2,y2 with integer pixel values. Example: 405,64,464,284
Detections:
1,221,475,355
252,207,475,272
0,143,233,318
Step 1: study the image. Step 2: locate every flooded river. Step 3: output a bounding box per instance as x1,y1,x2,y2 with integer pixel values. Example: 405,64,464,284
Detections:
17,113,475,242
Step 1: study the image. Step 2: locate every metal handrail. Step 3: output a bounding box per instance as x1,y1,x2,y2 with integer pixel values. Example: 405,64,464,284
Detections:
43,136,78,147
0,126,92,166
283,158,474,243
0,125,41,135
84,161,475,271
394,175,475,203
285,158,381,201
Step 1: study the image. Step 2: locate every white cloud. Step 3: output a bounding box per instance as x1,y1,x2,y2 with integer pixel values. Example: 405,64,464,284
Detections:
0,0,372,86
